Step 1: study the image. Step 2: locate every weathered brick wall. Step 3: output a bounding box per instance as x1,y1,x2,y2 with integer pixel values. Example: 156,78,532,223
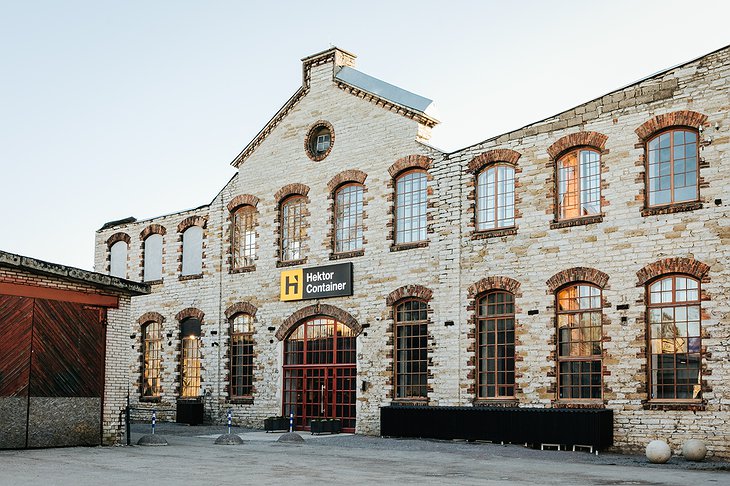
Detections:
94,47,730,456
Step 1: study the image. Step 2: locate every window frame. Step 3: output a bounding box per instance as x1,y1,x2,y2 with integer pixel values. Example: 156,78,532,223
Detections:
334,183,365,254
142,233,163,282
556,147,602,221
645,127,700,208
476,163,516,231
646,274,702,402
476,290,516,399
180,318,201,399
229,313,255,399
181,225,203,277
280,195,306,262
393,298,429,401
394,169,428,246
231,205,257,270
109,240,128,278
141,321,162,398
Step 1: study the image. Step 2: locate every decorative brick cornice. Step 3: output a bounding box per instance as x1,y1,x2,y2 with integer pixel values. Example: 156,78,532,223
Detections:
177,216,207,233
274,183,310,203
227,194,260,213
467,149,521,174
635,110,708,141
106,232,131,247
137,311,165,325
140,224,167,241
467,276,521,299
326,169,368,193
547,131,608,159
224,302,258,320
636,258,710,286
546,267,609,293
275,304,361,341
388,155,433,178
335,81,438,128
175,307,204,322
385,284,433,306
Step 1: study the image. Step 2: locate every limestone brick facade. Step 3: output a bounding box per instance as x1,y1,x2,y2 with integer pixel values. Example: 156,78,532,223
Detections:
94,46,730,457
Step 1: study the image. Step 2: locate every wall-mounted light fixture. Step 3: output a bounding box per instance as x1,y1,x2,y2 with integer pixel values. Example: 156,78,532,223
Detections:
528,310,539,316
444,320,455,327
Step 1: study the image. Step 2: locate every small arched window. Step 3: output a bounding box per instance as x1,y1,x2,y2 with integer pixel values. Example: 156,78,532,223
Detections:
232,206,256,269
109,240,128,278
181,226,203,276
142,321,162,397
477,291,515,398
647,275,701,400
395,170,427,244
334,183,364,253
476,165,515,230
557,148,601,220
394,299,428,399
143,234,163,282
281,195,306,261
647,129,698,206
230,313,254,398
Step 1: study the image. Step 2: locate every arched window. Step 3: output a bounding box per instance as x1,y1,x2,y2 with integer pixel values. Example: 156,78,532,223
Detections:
180,317,201,398
281,195,305,261
557,148,601,220
334,183,364,253
394,299,428,399
477,291,515,398
109,240,127,278
556,284,602,400
232,206,256,269
647,129,698,206
142,321,162,397
647,275,701,400
230,313,254,398
395,170,427,244
181,226,203,276
477,165,515,230
143,234,163,282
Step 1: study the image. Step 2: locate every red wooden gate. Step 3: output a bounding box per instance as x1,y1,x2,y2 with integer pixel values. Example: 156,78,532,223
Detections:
0,295,106,449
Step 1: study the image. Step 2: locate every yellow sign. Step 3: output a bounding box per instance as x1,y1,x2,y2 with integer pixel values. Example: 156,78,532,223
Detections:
280,268,303,301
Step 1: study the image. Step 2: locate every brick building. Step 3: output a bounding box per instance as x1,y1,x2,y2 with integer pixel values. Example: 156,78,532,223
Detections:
94,46,729,456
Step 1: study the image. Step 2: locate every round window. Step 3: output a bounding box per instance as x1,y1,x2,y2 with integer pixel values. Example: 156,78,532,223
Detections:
305,121,334,161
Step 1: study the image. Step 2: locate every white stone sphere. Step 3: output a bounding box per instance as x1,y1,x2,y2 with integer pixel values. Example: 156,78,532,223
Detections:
646,440,672,464
682,439,707,462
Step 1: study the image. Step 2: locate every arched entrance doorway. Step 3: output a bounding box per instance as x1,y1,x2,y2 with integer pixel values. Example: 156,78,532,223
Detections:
283,317,356,432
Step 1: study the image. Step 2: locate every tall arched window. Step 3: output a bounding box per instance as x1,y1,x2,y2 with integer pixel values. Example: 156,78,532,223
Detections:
334,184,364,253
281,195,305,261
181,226,203,276
109,240,128,278
232,206,256,269
648,275,701,400
477,165,515,230
180,317,201,398
394,299,428,399
647,129,698,206
477,291,515,398
230,313,254,398
142,321,162,397
557,149,601,220
556,284,602,400
395,170,427,244
143,234,163,282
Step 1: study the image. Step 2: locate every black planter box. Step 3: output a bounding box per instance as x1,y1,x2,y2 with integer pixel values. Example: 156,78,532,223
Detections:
310,419,342,435
264,416,290,432
380,405,613,450
176,399,204,425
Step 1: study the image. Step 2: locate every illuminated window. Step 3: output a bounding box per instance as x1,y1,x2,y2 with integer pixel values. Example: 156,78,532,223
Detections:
232,206,256,269
477,291,515,398
557,284,602,400
647,129,699,206
281,196,306,261
395,170,427,244
180,318,201,398
648,276,702,400
476,165,515,230
182,226,203,276
334,184,364,253
557,149,601,220
109,240,127,278
395,299,428,399
142,321,162,397
143,234,163,282
230,313,254,398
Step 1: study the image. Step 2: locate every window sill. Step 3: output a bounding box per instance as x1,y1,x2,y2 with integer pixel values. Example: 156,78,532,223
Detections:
330,249,364,260
391,399,429,406
641,201,702,217
276,258,307,268
143,279,164,286
472,227,517,240
550,214,604,229
551,400,605,409
473,398,519,407
179,274,203,281
230,265,256,274
390,241,429,252
643,400,705,411
228,397,254,405
139,396,162,403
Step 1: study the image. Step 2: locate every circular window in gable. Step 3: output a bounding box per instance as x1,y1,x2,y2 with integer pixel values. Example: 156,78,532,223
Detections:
305,121,335,161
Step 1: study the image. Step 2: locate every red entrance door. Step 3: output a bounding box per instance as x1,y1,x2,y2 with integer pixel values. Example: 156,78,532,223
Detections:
283,317,356,432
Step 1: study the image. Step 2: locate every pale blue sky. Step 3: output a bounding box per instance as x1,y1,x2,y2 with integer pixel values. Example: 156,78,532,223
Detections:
1,0,728,270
